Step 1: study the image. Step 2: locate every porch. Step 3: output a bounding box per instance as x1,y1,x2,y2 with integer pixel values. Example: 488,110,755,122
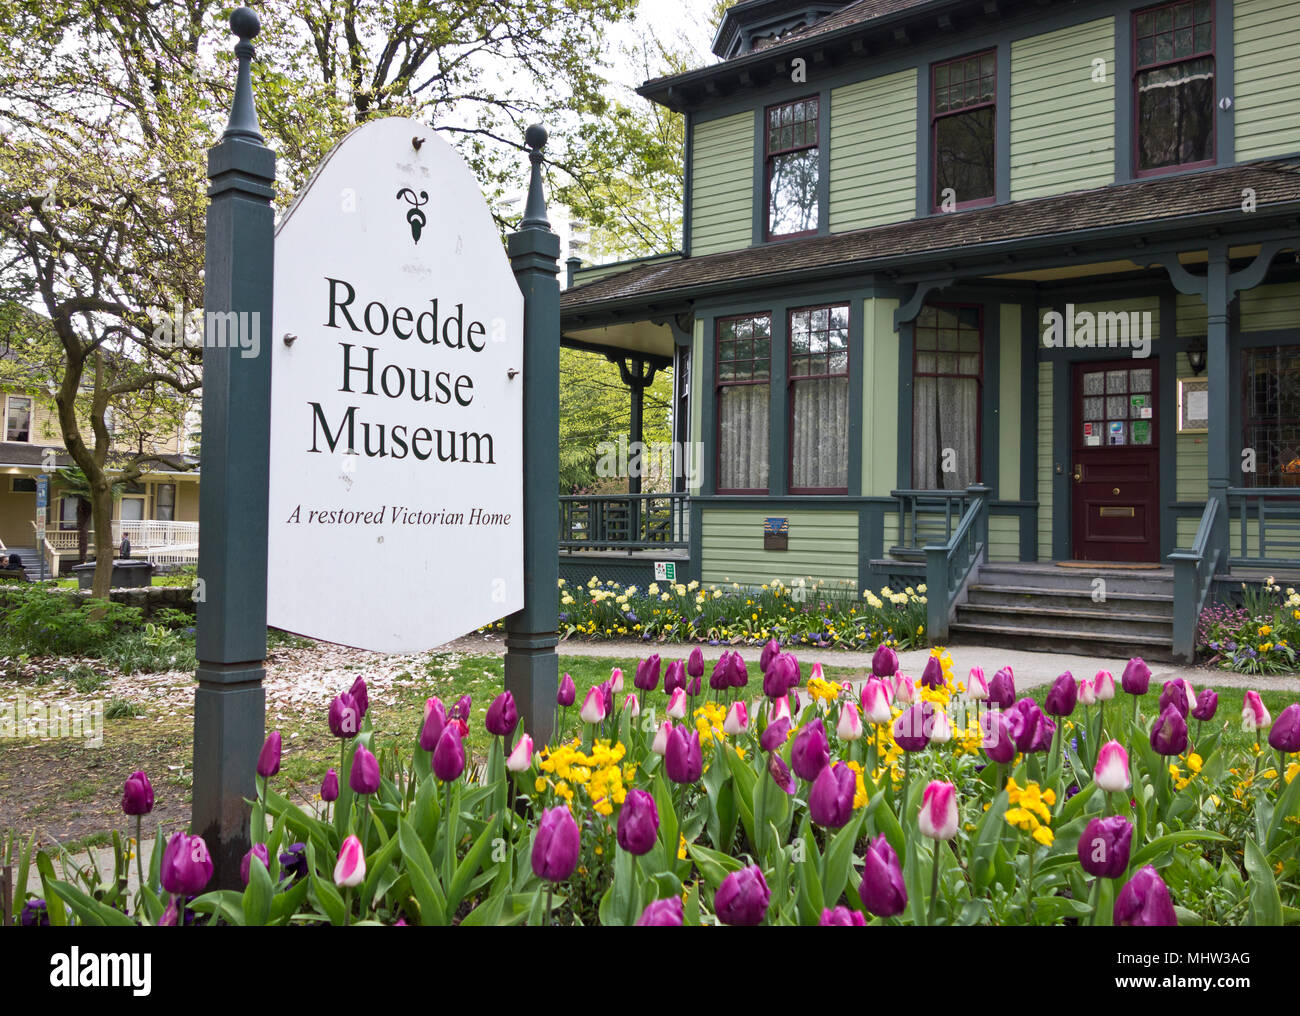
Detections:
30,519,199,578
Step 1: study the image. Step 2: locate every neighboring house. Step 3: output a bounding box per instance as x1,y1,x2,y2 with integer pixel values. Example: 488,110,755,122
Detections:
0,375,199,570
559,0,1300,661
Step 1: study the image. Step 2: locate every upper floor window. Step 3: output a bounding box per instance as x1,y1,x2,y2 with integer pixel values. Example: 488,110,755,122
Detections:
789,304,849,493
1134,0,1215,174
765,98,819,239
913,304,982,490
717,313,772,493
932,51,996,211
6,396,32,442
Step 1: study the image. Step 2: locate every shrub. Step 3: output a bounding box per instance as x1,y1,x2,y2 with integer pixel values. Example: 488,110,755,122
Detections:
0,589,143,656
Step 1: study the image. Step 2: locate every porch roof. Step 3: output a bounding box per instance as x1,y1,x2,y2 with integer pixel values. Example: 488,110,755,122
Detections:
560,158,1300,319
0,442,197,474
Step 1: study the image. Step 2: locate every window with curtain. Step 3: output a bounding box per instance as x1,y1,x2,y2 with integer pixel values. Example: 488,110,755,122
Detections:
913,304,982,490
932,50,996,210
6,396,31,442
1135,0,1215,174
789,304,849,492
155,482,177,521
717,314,771,493
765,98,819,239
1243,346,1300,487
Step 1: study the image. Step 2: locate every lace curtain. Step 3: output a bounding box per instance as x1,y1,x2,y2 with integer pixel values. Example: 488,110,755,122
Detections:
791,377,849,489
913,375,978,490
718,384,770,491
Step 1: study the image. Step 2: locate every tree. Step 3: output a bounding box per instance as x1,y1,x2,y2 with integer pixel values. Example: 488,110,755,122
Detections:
54,467,125,564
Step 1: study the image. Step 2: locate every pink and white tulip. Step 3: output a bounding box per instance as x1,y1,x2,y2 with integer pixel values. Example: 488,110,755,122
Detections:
860,679,893,725
1094,740,1131,792
667,687,688,720
967,666,989,701
894,675,917,706
724,701,749,736
623,692,640,717
334,834,366,887
928,709,953,745
917,781,959,840
506,734,534,772
770,694,792,725
836,702,863,741
1078,677,1097,706
1093,670,1116,701
580,686,606,725
651,721,672,756
609,667,624,694
1242,691,1271,732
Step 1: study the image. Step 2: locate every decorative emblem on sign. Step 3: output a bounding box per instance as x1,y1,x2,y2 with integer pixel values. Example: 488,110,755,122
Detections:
396,187,430,243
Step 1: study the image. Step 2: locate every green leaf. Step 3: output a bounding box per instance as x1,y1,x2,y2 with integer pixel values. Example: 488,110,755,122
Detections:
241,856,274,927
269,877,311,925
309,869,347,927
1243,836,1282,927
821,810,864,907
359,832,403,914
45,877,136,926
398,817,447,926
449,814,500,908
1267,761,1300,851
686,841,742,891
1130,830,1230,869
970,788,1009,890
35,852,67,926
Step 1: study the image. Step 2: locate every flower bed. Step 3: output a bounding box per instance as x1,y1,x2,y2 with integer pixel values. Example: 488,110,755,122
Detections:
9,647,1299,926
1197,578,1300,674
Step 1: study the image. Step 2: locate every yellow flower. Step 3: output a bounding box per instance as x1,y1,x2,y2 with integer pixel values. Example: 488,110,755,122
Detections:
534,776,547,793
677,833,688,861
1032,826,1055,846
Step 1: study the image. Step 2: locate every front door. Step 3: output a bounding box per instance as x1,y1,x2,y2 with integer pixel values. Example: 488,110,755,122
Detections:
1071,361,1159,562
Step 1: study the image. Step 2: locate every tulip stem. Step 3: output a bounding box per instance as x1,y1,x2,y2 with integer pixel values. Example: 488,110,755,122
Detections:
134,815,144,905
901,752,911,812
1025,846,1036,923
927,843,941,925
1278,749,1287,795
343,886,352,928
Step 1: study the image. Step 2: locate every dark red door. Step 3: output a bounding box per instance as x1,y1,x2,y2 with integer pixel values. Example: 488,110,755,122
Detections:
1071,361,1159,562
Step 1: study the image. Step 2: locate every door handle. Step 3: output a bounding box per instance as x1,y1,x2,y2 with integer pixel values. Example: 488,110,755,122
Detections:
1073,465,1083,484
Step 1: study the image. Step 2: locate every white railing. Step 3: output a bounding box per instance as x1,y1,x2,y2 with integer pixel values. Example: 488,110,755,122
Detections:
32,519,200,569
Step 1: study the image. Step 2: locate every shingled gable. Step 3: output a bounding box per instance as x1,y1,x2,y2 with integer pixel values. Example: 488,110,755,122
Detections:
561,159,1300,313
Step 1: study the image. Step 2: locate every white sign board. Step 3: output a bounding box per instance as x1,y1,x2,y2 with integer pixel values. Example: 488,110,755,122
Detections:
268,117,524,651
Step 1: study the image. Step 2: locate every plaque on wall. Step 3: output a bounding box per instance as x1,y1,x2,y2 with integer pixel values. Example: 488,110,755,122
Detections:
1177,378,1209,434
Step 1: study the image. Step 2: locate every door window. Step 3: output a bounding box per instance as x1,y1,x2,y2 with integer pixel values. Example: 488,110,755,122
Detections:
1079,366,1155,447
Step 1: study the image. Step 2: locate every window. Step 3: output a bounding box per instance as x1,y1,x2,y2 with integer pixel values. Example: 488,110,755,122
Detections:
789,304,849,492
11,477,37,493
59,496,79,530
932,51,996,210
1243,346,1300,487
1134,0,1215,174
765,98,819,239
913,305,983,489
716,313,772,493
6,396,32,442
155,482,176,521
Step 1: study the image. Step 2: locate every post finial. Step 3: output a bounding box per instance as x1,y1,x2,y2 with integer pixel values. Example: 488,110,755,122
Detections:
224,7,264,144
520,124,551,232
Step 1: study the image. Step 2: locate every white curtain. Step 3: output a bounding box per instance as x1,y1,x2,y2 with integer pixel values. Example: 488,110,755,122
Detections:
719,384,770,490
913,376,978,489
792,377,849,489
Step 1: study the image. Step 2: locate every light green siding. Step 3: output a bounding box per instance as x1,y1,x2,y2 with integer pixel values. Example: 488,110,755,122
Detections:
700,509,859,587
690,112,754,256
1240,282,1300,332
1175,353,1208,502
829,69,917,232
862,298,900,496
999,303,1022,501
1037,360,1054,559
1176,292,1206,338
988,515,1020,562
1234,0,1300,161
1009,18,1115,201
690,319,703,496
1070,295,1160,337
1176,516,1199,548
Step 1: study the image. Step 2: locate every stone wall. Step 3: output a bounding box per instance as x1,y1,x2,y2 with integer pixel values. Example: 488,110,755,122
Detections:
0,582,196,620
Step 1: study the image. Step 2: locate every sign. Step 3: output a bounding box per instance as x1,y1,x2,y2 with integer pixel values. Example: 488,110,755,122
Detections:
267,117,524,651
654,561,676,582
1178,377,1209,434
764,516,789,551
35,475,48,514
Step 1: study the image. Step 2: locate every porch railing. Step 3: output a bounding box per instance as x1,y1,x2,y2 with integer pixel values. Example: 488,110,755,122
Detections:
1170,497,1224,664
923,484,990,641
891,487,984,556
32,519,200,569
1226,487,1300,567
559,492,689,552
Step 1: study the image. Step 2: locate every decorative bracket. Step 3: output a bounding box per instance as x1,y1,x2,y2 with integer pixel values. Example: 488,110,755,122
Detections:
893,275,956,331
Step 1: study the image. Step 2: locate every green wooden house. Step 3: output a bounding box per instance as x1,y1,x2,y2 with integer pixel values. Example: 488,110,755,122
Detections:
559,0,1300,662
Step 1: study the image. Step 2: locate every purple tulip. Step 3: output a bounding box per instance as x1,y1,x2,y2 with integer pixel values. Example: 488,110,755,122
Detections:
433,724,466,782
767,752,797,794
420,697,448,751
453,694,472,723
710,653,731,691
715,864,770,926
790,718,830,781
1121,657,1151,696
1190,688,1218,722
687,647,705,678
686,674,702,697
1158,679,1193,717
988,667,1015,709
871,644,899,678
636,896,684,926
819,906,866,926
328,692,361,739
859,835,907,917
531,806,581,882
485,691,518,737
240,843,270,887
723,652,745,688
635,654,662,692
349,676,369,719
1268,702,1300,752
809,761,856,829
20,899,50,927
321,768,339,802
616,788,659,855
1078,815,1133,879
1114,865,1178,926
160,831,213,896
664,659,687,696
1044,672,1077,717
665,727,703,784
257,731,282,779
760,639,781,672
760,716,791,752
557,673,576,707
980,709,1017,764
892,702,933,753
919,655,945,690
121,770,154,816
1150,705,1189,756
350,743,381,795
1006,698,1053,754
